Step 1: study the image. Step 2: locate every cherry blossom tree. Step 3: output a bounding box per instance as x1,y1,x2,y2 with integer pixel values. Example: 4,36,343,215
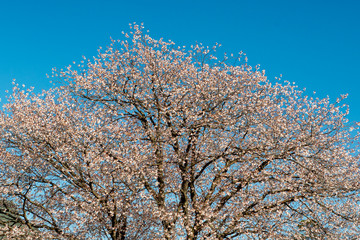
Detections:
0,24,359,239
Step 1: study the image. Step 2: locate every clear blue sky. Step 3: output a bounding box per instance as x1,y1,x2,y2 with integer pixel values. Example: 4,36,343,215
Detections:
0,0,359,122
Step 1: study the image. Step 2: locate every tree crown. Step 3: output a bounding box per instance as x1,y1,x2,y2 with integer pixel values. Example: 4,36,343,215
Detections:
0,24,359,239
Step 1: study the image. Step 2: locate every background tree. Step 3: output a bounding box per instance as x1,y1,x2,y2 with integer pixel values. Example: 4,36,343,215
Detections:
0,24,359,239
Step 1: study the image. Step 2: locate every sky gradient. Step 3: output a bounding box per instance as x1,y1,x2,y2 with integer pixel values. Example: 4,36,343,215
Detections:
0,0,359,121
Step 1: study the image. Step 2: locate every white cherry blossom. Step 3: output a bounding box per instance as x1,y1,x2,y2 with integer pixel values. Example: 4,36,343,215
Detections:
0,24,359,239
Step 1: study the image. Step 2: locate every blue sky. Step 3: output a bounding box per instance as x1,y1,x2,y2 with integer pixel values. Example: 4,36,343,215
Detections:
0,0,359,122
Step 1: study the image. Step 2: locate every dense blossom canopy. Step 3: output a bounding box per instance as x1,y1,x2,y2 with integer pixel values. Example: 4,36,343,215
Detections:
0,24,359,239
